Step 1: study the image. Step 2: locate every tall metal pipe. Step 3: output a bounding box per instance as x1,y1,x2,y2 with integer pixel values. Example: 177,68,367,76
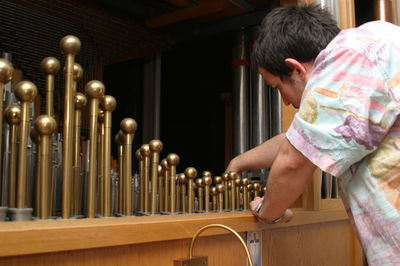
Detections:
120,118,137,216
140,144,151,213
101,95,116,217
232,28,250,159
184,167,197,214
12,81,37,221
4,105,20,209
149,139,162,214
41,57,60,117
0,59,14,208
115,131,124,214
374,0,394,22
60,35,81,219
35,115,57,219
73,93,86,215
85,80,105,218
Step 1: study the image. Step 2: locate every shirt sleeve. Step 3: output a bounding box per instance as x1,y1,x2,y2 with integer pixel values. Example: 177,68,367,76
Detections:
286,46,394,177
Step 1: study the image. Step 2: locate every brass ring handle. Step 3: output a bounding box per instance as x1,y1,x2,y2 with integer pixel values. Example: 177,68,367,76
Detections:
189,224,254,266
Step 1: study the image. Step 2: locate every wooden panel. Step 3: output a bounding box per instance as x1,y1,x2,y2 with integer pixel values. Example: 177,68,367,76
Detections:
264,220,356,266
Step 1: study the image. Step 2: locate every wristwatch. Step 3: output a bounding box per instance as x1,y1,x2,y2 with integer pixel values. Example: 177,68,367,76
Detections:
253,201,284,224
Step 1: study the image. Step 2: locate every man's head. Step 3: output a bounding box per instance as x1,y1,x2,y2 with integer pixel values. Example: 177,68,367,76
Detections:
252,4,340,108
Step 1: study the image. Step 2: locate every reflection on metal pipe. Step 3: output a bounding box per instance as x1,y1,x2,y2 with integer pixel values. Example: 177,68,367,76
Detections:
374,0,394,22
232,28,250,159
149,139,162,214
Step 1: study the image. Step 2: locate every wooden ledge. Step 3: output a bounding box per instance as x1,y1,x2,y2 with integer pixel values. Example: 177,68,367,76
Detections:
0,199,347,258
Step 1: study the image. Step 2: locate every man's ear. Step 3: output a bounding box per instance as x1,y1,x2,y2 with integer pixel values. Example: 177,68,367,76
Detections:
284,58,307,81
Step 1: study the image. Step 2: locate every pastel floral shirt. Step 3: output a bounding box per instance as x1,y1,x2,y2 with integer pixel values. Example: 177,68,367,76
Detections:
286,21,400,265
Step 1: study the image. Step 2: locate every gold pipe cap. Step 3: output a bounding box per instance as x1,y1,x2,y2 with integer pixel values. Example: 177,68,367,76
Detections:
120,118,137,134
158,164,163,175
160,158,168,170
15,81,38,102
202,176,212,186
75,92,87,110
115,130,125,145
0,59,14,83
60,35,81,55
247,183,254,191
211,186,217,196
85,80,105,99
253,183,260,191
241,178,249,186
140,144,151,157
235,178,241,186
135,149,142,160
101,95,117,112
228,171,239,181
184,167,197,180
35,115,57,136
41,57,60,75
4,105,21,125
213,176,222,185
167,153,180,166
178,173,186,184
216,184,225,193
195,178,204,188
222,172,229,181
149,139,163,153
202,171,212,178
73,63,83,81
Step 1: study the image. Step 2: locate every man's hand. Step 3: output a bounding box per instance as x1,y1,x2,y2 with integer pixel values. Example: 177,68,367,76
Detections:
250,196,294,224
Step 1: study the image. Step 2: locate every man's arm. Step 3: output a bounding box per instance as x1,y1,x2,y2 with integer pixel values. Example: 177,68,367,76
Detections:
226,133,286,174
256,137,316,221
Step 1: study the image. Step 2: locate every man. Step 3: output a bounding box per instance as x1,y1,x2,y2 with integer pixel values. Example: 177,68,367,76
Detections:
226,4,400,265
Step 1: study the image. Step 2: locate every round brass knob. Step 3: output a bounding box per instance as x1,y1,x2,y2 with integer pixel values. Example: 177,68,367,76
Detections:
116,130,125,145
4,105,21,125
235,178,241,186
184,167,197,180
140,144,151,157
85,80,105,99
222,172,229,181
101,95,117,112
15,81,38,102
202,171,212,177
35,115,57,135
149,139,163,153
248,184,254,191
253,183,260,191
41,57,60,75
167,153,180,166
211,186,217,196
228,171,239,181
178,173,186,184
203,176,212,186
60,35,81,55
75,92,87,110
120,118,137,135
0,59,13,83
73,63,83,81
195,178,204,187
158,165,163,175
216,184,225,193
213,176,222,185
160,158,168,170
241,178,249,186
135,149,142,160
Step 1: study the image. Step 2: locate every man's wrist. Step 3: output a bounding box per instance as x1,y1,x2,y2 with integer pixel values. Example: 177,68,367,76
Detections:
253,201,284,224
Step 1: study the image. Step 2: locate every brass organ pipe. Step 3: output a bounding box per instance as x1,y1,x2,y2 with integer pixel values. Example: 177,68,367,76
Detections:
184,167,197,213
41,57,60,117
203,175,212,212
115,132,124,213
242,178,249,210
85,80,105,218
135,149,144,212
101,95,116,217
235,178,241,209
211,186,217,211
167,154,179,213
161,159,168,212
222,173,229,210
175,175,181,212
149,140,163,214
195,178,204,212
60,35,81,219
216,184,225,212
97,110,105,215
228,172,238,210
15,81,37,209
120,118,137,216
0,59,14,205
31,129,41,217
158,165,164,212
140,144,150,213
178,173,187,213
73,93,86,215
4,105,21,208
35,115,57,219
